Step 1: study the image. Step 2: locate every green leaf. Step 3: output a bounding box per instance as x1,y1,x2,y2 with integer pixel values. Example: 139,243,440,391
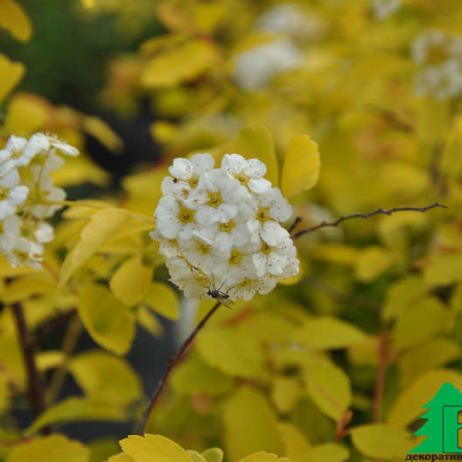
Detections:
271,377,301,413
201,448,224,462
69,350,141,405
277,422,311,462
120,434,193,462
304,357,352,421
6,435,89,462
354,246,391,282
281,134,320,198
293,317,366,350
78,283,136,355
238,454,290,462
60,208,132,286
387,369,462,427
196,327,266,378
232,126,279,187
224,388,284,462
351,424,414,459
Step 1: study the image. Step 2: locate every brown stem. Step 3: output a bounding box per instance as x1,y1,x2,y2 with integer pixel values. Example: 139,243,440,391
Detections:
335,410,353,443
373,327,389,423
11,302,49,434
137,301,221,434
292,202,447,239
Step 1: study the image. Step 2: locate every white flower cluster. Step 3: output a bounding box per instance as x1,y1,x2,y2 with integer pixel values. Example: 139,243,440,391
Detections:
412,30,462,100
256,4,325,41
234,38,302,90
372,0,401,20
151,153,299,301
0,133,78,268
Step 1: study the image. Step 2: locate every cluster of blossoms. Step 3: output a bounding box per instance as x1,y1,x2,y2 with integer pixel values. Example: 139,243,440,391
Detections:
150,154,299,301
234,38,302,91
371,0,401,20
412,30,462,100
0,133,78,268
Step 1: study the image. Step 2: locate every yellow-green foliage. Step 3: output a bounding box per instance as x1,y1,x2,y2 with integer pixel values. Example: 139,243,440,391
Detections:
1,1,462,461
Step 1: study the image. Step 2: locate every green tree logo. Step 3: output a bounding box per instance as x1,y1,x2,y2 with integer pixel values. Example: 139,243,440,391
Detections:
410,383,462,454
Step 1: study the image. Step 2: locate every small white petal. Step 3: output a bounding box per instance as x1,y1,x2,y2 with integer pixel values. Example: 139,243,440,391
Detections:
261,221,289,246
245,158,266,178
169,158,193,180
249,178,271,194
190,153,215,173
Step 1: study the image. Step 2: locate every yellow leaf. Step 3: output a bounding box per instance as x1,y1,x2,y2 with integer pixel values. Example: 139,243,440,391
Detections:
224,388,284,461
441,113,462,180
354,246,391,282
187,451,206,462
0,0,32,42
351,424,414,459
137,306,162,336
69,350,141,405
36,351,63,371
305,443,349,462
78,284,136,355
238,453,290,462
25,397,126,435
196,327,266,379
141,40,216,88
171,354,233,396
304,357,351,421
201,448,224,462
82,116,123,153
423,254,462,287
1,273,57,303
293,317,366,350
110,256,153,306
271,377,301,413
232,126,279,187
6,435,89,462
0,54,24,104
392,296,447,351
387,369,462,427
120,434,193,462
281,135,320,198
277,423,311,462
51,155,110,187
60,208,132,286
5,93,49,135
382,275,426,321
398,339,460,385
143,282,179,320
109,455,133,462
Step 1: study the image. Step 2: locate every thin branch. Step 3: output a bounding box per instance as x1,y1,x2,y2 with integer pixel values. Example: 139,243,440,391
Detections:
46,315,82,404
288,216,302,234
292,202,447,239
11,302,49,434
137,301,221,435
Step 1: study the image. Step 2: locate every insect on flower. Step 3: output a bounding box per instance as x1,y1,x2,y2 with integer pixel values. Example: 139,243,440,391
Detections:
207,274,234,308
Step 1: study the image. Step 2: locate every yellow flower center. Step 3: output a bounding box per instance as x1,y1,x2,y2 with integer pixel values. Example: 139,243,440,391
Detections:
261,242,272,255
220,221,235,232
229,249,243,265
207,192,222,207
178,205,194,224
257,207,270,222
236,173,249,186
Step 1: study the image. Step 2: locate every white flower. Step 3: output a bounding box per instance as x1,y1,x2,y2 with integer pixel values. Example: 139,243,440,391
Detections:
234,38,302,90
372,0,401,20
0,169,29,219
257,4,325,40
412,30,462,100
151,153,300,302
0,133,79,268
